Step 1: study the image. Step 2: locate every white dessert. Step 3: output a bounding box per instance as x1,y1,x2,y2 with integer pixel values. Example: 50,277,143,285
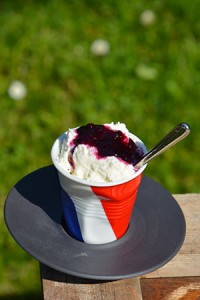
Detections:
56,122,145,183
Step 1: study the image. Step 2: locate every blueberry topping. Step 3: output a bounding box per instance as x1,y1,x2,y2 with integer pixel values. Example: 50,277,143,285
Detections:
71,124,143,165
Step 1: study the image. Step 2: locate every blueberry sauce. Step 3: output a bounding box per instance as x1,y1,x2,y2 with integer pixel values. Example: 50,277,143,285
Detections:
70,123,144,166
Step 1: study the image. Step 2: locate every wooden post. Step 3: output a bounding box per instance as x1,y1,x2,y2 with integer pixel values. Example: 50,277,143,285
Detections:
40,264,143,300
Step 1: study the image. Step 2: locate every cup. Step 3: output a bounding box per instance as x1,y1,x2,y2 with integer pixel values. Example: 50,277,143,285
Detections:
51,132,147,244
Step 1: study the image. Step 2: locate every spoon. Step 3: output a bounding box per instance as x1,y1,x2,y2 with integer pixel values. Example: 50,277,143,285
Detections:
134,122,190,169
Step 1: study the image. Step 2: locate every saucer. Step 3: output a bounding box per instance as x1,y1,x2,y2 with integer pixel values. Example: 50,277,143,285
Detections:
4,165,186,280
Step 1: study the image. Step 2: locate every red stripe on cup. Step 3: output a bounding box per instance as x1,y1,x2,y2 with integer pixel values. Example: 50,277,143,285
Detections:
91,173,142,239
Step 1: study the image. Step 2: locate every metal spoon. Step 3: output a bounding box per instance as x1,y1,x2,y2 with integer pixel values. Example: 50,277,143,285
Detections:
134,122,190,169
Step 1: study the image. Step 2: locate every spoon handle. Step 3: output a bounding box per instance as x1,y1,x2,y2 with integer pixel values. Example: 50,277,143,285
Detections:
135,122,190,169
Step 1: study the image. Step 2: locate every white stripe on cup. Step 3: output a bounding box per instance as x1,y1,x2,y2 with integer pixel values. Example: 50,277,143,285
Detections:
66,185,116,244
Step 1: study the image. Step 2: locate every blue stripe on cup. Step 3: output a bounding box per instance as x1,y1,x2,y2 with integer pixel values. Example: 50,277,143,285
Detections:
61,188,84,242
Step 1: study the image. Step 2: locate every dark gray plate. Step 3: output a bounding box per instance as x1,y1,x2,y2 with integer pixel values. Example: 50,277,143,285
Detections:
4,165,186,280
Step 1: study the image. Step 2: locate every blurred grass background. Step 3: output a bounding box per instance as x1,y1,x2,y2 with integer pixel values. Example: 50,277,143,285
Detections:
0,0,199,298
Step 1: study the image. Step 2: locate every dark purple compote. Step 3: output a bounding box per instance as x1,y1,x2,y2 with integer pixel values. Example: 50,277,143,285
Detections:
70,123,144,166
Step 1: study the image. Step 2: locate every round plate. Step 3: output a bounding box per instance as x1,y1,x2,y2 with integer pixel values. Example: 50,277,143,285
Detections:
4,165,186,280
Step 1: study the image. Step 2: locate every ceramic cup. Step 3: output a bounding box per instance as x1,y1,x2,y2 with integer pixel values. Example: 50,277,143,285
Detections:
51,132,147,244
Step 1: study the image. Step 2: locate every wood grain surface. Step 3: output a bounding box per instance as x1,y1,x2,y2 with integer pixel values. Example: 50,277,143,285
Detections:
41,266,143,300
141,277,200,300
142,194,200,278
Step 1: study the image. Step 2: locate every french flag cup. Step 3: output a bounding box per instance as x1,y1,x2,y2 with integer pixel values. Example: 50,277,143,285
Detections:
51,133,147,244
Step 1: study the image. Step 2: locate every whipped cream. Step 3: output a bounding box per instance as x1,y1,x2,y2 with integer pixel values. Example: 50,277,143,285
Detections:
57,122,145,182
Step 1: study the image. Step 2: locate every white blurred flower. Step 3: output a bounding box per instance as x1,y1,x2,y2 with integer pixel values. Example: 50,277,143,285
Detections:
135,64,158,80
90,39,110,56
139,10,156,27
8,80,27,100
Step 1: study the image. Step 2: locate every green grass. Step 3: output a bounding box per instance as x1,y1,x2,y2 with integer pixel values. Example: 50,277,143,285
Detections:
0,0,200,297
